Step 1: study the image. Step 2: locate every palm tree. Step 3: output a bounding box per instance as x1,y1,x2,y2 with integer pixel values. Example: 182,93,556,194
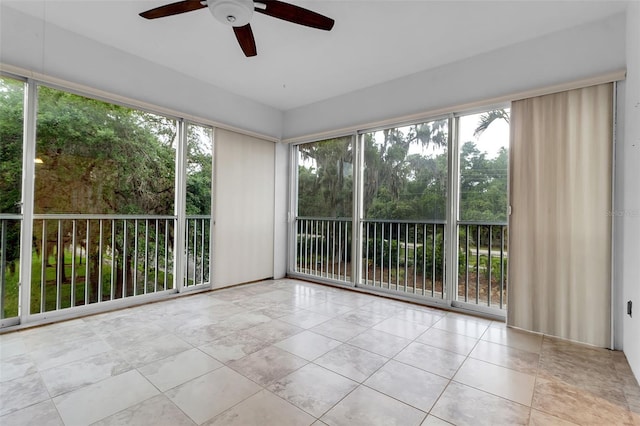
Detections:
474,109,509,138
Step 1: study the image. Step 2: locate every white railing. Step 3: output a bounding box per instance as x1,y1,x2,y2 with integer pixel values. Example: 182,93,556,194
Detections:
294,217,352,284
361,219,447,299
0,214,212,326
293,217,508,311
29,214,177,315
184,215,211,288
457,221,508,309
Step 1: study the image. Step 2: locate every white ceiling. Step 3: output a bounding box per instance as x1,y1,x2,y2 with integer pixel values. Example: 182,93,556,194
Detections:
3,0,628,110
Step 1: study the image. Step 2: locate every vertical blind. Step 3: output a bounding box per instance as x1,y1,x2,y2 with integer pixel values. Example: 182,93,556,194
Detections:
213,128,275,288
508,83,613,347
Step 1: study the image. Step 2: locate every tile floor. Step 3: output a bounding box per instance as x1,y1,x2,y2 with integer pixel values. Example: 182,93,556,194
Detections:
1,278,639,425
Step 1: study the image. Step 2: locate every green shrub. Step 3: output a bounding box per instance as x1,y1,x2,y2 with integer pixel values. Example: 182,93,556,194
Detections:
415,233,445,277
364,238,400,267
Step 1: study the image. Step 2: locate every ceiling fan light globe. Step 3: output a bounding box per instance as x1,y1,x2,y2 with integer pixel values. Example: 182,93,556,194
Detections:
208,0,253,27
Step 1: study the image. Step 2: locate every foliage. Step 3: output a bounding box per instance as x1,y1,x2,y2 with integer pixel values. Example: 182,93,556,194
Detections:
33,86,178,215
0,78,25,275
297,114,508,223
458,251,508,285
186,125,213,215
364,238,400,268
298,137,352,217
474,109,510,138
296,229,352,263
1,78,213,218
363,120,448,219
415,232,445,277
459,143,508,221
0,78,23,215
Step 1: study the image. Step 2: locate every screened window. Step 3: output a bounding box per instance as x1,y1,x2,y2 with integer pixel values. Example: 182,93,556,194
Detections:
458,109,510,221
184,123,213,287
363,120,448,220
295,136,353,281
297,136,353,218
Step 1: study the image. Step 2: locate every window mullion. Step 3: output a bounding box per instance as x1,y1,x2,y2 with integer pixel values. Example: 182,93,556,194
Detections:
174,120,187,292
18,79,38,322
445,114,459,305
352,132,363,287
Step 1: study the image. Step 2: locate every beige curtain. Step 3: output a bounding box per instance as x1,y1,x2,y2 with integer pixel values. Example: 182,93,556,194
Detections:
508,83,613,347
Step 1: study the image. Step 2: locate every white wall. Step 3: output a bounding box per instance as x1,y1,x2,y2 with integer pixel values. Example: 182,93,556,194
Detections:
213,129,275,288
614,82,626,351
0,6,283,139
282,13,626,140
622,1,640,381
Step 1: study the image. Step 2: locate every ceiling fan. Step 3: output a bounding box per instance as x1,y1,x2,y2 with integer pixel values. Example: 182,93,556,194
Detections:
139,0,335,57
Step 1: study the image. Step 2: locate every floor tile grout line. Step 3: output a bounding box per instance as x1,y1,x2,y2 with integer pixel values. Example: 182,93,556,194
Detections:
190,381,264,425
270,377,337,423
2,279,638,425
338,311,462,420
446,325,537,413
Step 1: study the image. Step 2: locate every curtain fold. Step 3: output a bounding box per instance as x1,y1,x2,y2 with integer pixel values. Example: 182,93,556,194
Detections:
508,83,613,347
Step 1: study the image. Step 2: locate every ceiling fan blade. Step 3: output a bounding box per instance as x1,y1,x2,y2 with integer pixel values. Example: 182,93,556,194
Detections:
233,24,257,57
254,0,334,31
139,0,207,19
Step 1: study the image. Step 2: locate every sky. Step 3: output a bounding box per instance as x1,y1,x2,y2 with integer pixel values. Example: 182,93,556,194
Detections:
384,108,510,160
458,110,510,159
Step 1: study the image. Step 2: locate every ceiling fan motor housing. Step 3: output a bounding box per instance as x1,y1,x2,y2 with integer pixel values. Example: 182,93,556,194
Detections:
208,0,254,26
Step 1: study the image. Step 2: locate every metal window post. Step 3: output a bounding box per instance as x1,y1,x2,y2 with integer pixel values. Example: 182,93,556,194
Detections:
18,79,38,323
445,114,459,305
287,144,299,275
352,133,363,287
174,120,187,292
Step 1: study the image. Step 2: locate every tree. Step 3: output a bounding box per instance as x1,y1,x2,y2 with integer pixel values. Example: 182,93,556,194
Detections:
459,142,508,221
458,108,510,221
34,86,177,215
0,77,24,274
473,109,509,138
363,119,447,218
298,137,352,217
186,125,213,215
